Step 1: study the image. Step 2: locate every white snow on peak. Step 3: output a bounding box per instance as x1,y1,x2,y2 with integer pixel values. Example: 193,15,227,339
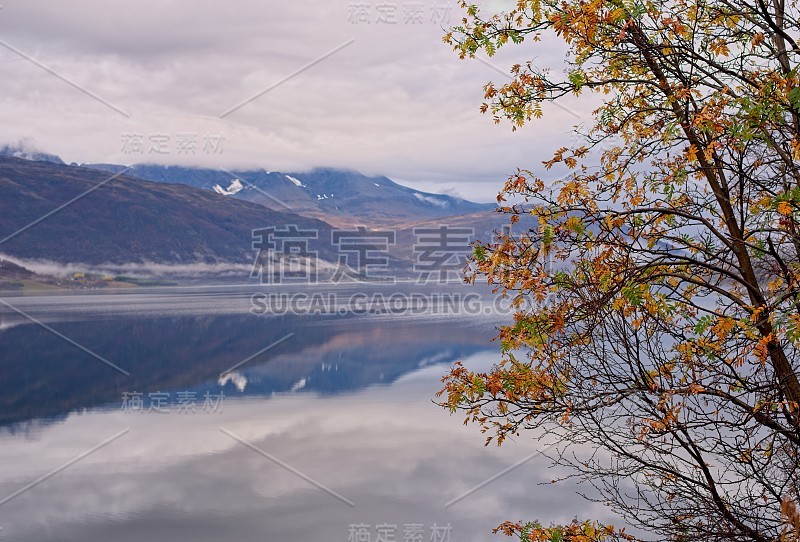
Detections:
374,183,380,187
213,179,244,196
285,175,305,187
413,192,449,208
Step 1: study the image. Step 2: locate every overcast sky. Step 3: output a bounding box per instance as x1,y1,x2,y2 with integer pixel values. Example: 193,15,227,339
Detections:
0,0,592,202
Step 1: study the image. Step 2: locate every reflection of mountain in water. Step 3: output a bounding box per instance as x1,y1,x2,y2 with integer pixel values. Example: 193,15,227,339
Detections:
0,312,495,427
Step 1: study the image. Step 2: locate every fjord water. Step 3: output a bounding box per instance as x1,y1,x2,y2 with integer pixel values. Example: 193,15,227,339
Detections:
0,284,612,541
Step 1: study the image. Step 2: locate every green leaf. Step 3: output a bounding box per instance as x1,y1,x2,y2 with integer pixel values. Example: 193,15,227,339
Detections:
788,87,800,112
622,283,646,306
694,315,714,334
542,224,554,248
568,70,585,90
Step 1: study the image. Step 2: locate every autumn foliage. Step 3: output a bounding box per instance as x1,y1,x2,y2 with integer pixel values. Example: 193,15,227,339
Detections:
494,520,636,542
440,0,800,540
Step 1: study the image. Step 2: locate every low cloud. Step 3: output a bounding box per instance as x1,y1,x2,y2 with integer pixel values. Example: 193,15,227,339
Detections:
0,253,254,279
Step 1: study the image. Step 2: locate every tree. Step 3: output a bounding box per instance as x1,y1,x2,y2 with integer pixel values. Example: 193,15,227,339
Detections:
438,1,800,540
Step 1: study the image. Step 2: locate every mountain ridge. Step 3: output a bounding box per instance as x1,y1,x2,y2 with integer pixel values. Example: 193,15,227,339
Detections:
84,163,496,226
0,156,337,268
0,149,511,286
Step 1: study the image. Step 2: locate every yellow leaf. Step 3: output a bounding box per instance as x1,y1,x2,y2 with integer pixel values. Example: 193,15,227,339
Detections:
686,145,698,163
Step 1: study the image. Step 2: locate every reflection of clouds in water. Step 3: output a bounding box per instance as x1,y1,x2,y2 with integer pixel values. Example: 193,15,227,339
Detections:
0,352,622,541
416,349,455,368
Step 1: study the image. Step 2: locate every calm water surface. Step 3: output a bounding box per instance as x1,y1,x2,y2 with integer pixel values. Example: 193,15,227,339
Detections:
0,284,616,541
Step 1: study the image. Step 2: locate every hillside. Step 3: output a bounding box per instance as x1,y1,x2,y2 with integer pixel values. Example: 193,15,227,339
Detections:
86,164,495,225
0,157,335,267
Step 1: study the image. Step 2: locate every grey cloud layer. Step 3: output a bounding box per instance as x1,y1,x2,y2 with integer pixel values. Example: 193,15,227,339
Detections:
0,0,588,201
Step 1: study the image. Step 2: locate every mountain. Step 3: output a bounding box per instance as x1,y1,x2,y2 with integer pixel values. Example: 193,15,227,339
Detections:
0,150,514,283
0,156,336,267
0,142,65,165
0,309,495,427
85,163,495,226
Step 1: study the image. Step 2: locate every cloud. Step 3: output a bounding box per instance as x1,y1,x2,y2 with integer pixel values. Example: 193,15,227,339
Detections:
0,0,592,202
0,351,623,541
0,253,255,278
413,192,449,208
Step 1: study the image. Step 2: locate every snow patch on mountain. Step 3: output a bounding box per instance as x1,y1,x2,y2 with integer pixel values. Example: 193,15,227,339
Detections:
213,179,244,196
285,175,305,187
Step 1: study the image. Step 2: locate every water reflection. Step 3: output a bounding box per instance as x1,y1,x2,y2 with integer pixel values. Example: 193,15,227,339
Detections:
0,308,495,427
0,287,624,541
